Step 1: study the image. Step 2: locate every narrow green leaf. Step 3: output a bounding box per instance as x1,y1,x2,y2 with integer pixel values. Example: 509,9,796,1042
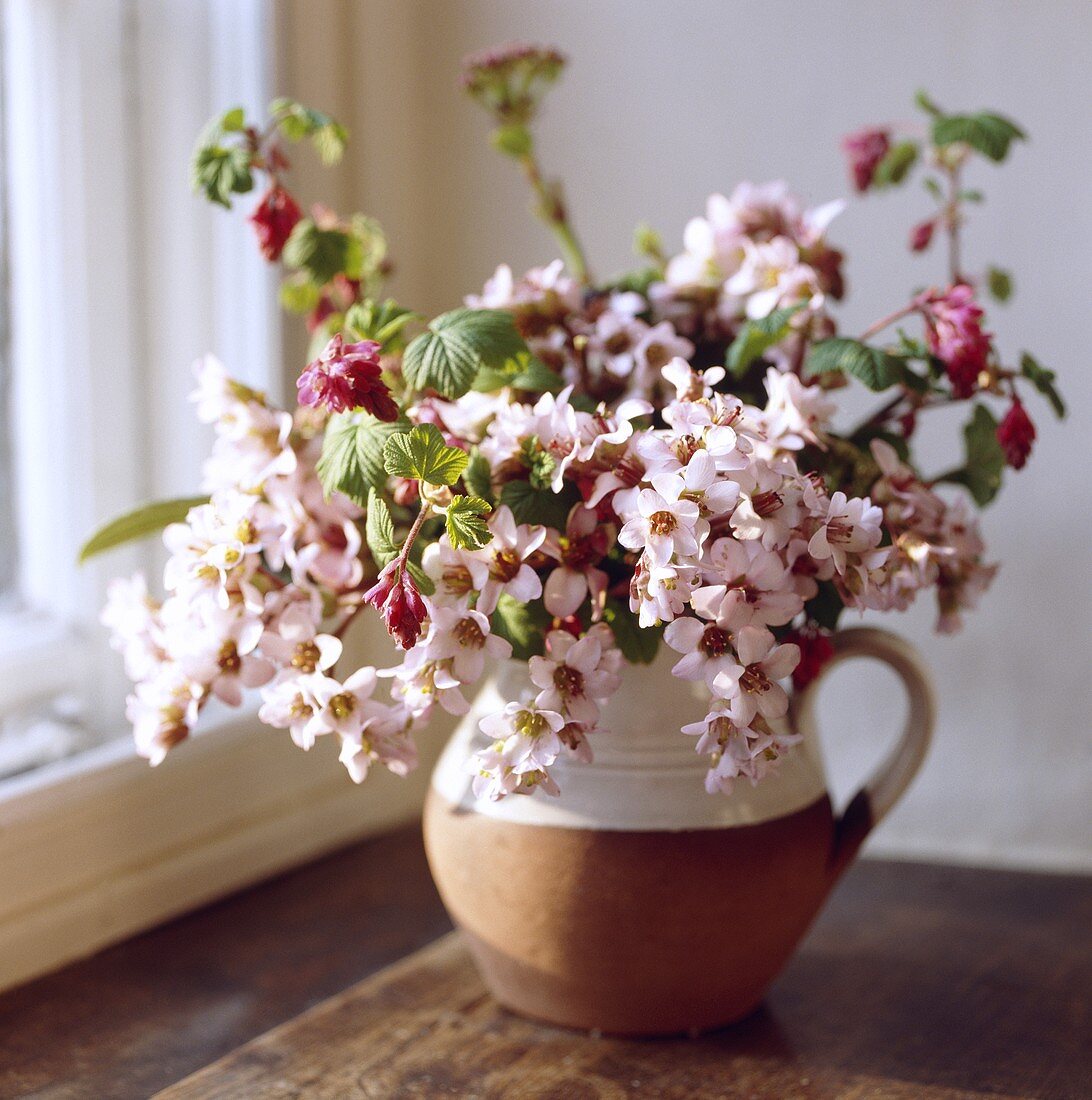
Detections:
805,337,904,391
382,423,469,486
915,89,943,118
932,111,1026,162
1019,352,1066,418
365,489,399,566
445,495,493,551
873,141,919,187
317,412,411,504
79,496,209,564
726,303,805,377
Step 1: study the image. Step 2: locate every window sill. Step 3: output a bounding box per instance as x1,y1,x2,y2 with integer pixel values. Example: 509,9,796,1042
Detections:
0,710,447,992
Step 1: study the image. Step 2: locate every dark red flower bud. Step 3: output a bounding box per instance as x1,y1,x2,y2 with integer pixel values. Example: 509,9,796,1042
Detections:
841,128,891,193
909,219,935,253
997,397,1036,470
248,186,302,262
785,629,835,691
364,561,427,650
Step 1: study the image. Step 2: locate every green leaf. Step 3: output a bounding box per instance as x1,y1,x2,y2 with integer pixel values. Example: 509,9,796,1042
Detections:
986,266,1013,303
603,599,661,664
445,495,492,551
282,219,358,284
490,595,551,661
365,489,399,566
220,106,246,132
726,303,805,377
191,143,253,208
804,580,844,632
473,351,564,394
79,496,209,564
279,277,322,315
382,423,469,487
873,140,919,187
490,123,532,157
499,479,575,530
317,412,411,504
932,112,1026,162
402,309,527,399
344,299,419,350
915,89,943,118
944,403,1006,505
1020,352,1066,418
270,98,348,164
520,438,556,490
463,450,495,504
805,337,904,391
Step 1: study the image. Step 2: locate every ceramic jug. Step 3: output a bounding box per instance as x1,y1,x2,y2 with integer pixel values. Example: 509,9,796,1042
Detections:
424,626,935,1035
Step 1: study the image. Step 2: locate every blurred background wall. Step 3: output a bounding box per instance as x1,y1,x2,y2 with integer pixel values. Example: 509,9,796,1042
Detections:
276,0,1091,869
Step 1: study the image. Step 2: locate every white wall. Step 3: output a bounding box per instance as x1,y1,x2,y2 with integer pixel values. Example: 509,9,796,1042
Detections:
282,0,1091,870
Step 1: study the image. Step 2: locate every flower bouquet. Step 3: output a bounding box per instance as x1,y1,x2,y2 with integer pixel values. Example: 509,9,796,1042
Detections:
85,45,1063,1032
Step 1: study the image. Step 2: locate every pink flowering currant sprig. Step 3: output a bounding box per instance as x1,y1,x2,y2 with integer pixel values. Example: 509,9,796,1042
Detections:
842,90,1025,290
193,99,391,334
357,425,493,649
462,43,590,284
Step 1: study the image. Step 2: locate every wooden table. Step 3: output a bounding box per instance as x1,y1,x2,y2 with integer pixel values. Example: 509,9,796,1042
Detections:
1,827,1089,1098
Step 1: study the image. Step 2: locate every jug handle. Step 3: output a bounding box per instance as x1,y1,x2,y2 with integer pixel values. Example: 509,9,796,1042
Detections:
792,627,936,877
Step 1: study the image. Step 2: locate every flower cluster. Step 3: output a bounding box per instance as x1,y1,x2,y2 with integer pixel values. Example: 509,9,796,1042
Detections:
91,65,1061,800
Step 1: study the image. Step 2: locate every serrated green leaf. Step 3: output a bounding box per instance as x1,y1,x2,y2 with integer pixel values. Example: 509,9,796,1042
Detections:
270,98,348,164
943,403,1006,505
463,451,495,504
932,111,1026,162
402,309,527,399
520,438,556,490
365,489,399,566
987,266,1013,303
383,423,469,486
726,303,805,377
282,219,356,284
1020,352,1066,418
79,496,209,564
191,143,253,208
603,599,661,664
490,594,550,661
873,140,919,187
445,495,492,551
499,479,576,530
805,337,904,391
317,412,411,504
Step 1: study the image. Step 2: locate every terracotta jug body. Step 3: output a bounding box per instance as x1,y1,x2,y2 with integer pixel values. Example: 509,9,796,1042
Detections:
423,627,934,1035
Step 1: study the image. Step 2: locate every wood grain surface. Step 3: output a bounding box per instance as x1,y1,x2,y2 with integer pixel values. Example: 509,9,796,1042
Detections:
1,826,1088,1099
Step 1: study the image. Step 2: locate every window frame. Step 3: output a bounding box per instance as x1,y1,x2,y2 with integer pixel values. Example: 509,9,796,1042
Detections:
0,0,425,992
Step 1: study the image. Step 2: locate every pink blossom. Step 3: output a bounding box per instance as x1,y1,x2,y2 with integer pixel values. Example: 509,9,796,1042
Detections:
711,625,799,726
296,334,399,420
924,285,992,398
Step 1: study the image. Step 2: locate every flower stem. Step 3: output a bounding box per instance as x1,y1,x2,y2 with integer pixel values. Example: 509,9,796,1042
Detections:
859,301,920,342
517,149,590,284
946,162,963,284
